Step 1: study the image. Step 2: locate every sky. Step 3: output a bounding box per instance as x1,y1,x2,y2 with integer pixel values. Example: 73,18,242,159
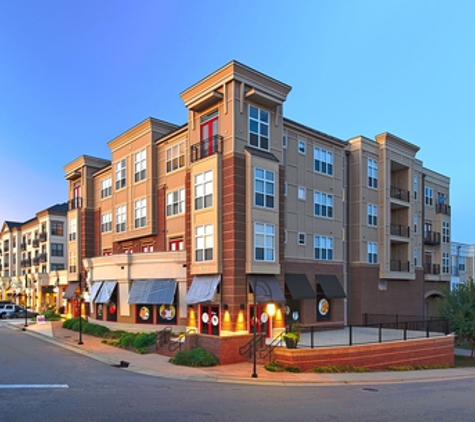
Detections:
0,1,474,242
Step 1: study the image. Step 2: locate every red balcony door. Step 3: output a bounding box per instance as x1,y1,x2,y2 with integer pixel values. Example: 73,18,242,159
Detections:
200,112,218,157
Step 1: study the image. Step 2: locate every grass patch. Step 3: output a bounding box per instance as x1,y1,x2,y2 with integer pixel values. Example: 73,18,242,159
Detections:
312,365,370,373
264,361,301,373
387,364,450,371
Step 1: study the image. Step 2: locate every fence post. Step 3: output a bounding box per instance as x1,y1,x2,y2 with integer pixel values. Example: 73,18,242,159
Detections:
404,322,407,340
379,324,383,343
426,320,430,338
311,325,314,349
349,325,353,346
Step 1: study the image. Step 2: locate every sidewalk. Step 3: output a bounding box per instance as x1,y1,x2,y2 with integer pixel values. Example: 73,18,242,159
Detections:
9,320,475,386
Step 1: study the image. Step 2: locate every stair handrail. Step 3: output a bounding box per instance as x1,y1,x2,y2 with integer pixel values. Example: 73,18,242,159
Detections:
260,331,285,361
168,328,198,353
239,332,266,358
156,326,173,350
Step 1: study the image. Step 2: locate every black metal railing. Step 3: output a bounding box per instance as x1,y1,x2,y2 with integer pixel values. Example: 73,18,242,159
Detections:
259,331,284,362
68,197,83,210
40,253,48,263
425,263,441,275
32,239,39,248
190,135,223,163
156,327,173,350
424,231,441,245
39,232,47,242
390,260,410,272
390,186,410,202
436,203,451,216
239,333,266,359
390,223,410,237
168,328,197,353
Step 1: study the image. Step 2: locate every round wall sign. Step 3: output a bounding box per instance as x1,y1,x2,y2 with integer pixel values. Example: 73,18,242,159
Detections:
318,298,330,316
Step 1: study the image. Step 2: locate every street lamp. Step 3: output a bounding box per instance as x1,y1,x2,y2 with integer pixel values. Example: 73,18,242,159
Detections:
78,274,84,345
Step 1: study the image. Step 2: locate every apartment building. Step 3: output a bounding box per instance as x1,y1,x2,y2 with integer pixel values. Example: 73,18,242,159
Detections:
0,203,68,311
451,242,475,290
62,61,450,360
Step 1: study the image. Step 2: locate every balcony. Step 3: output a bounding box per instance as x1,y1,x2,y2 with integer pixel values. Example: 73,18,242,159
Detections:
190,135,223,163
425,263,441,275
39,232,47,242
68,197,83,210
390,186,410,202
436,203,451,216
32,238,40,248
3,246,9,253
33,256,40,266
390,260,410,272
390,223,410,238
424,231,441,246
21,258,31,268
21,242,27,251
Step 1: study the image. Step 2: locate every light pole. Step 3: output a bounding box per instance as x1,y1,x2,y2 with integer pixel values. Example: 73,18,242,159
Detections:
22,274,28,331
78,274,83,345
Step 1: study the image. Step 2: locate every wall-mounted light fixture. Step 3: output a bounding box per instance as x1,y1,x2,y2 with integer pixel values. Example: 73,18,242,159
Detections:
240,304,245,310
223,304,229,311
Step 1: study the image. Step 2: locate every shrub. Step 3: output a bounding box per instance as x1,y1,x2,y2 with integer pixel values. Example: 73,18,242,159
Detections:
170,348,218,367
312,365,370,373
92,325,110,337
119,333,136,349
133,333,156,350
264,361,301,373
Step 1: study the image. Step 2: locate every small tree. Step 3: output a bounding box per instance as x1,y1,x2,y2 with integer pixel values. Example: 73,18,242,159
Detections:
438,277,475,358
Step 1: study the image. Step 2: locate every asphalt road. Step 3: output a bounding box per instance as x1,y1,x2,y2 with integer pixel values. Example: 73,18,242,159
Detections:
1,324,475,422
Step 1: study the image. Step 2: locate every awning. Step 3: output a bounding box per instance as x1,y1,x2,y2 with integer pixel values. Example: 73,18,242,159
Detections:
95,280,118,304
185,275,221,305
89,281,103,303
316,274,346,299
43,286,55,294
285,273,315,299
63,282,79,300
248,275,286,304
128,279,177,305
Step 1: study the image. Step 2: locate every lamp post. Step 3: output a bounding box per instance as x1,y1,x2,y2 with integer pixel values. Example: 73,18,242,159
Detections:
78,274,84,345
22,274,29,331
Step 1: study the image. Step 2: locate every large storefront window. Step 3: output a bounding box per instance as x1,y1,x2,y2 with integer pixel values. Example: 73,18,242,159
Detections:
200,305,220,335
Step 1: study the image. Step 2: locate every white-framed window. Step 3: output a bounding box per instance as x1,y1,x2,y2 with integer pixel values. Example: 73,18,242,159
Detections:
134,149,146,182
368,158,378,188
254,168,275,208
101,177,112,198
442,252,450,274
414,248,418,267
314,235,333,260
414,215,418,234
115,159,126,190
134,198,146,228
101,212,112,233
254,222,275,262
283,134,288,148
459,256,466,272
298,232,306,245
368,242,378,264
249,105,269,150
116,205,126,233
195,224,213,262
194,170,213,210
367,204,377,226
284,182,288,196
142,244,154,253
69,218,77,241
298,140,306,155
425,187,433,206
414,176,418,200
166,188,185,216
442,221,450,243
314,192,333,218
166,142,185,173
69,249,77,273
298,186,306,200
314,147,333,175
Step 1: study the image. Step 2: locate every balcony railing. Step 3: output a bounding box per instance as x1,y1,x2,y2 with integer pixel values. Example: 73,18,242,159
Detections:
68,197,83,210
21,242,27,251
190,135,223,163
390,260,410,272
425,263,441,275
390,186,410,202
33,256,40,266
40,253,48,263
436,203,451,216
39,232,47,242
390,223,410,237
424,231,441,245
32,238,40,248
21,258,32,267
3,246,8,253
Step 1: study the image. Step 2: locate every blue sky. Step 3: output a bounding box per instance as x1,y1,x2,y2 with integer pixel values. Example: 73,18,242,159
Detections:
0,1,473,242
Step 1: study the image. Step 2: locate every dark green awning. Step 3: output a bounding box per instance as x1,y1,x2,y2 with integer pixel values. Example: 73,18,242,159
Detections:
316,274,346,299
248,275,285,304
285,273,315,299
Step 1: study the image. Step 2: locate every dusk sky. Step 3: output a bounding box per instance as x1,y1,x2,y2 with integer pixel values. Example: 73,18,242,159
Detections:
1,1,474,243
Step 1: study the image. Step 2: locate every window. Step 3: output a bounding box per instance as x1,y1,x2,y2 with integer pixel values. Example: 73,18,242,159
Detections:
115,159,126,190
103,250,112,256
101,212,112,233
298,232,306,245
116,205,126,233
194,170,213,210
134,199,146,228
414,176,418,200
298,140,306,154
134,149,146,182
367,204,378,226
367,242,378,264
69,250,77,273
283,135,288,148
254,223,275,261
459,256,466,272
101,177,112,198
142,244,154,252
414,248,418,267
314,147,333,175
284,182,287,196
166,142,185,173
195,224,213,262
169,239,184,251
51,244,64,257
298,187,306,200
314,235,333,260
314,192,333,218
255,168,275,208
167,189,185,216
414,215,418,234
442,252,450,274
442,221,450,243
368,158,378,188
51,264,64,271
425,187,433,206
69,218,77,241
249,105,269,150
51,221,64,236
123,246,133,254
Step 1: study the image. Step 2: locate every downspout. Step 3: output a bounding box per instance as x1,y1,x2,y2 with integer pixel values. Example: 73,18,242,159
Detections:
421,173,426,319
345,150,351,325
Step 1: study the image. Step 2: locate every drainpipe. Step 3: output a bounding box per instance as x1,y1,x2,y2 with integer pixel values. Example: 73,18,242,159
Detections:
345,150,351,325
421,173,426,319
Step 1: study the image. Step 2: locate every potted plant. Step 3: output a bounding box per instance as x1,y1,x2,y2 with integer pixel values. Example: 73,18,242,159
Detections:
282,331,301,349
